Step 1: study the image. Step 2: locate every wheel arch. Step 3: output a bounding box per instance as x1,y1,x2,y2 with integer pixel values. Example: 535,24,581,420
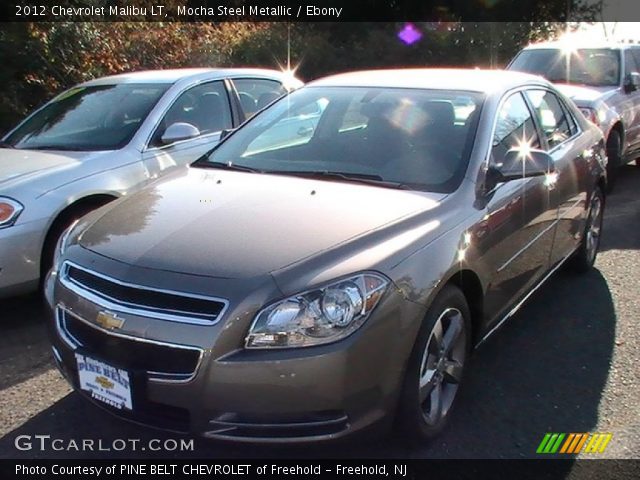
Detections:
418,268,485,347
446,269,485,345
39,193,119,275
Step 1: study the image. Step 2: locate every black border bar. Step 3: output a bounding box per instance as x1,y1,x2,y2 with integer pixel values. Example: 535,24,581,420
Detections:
2,0,640,22
3,459,640,480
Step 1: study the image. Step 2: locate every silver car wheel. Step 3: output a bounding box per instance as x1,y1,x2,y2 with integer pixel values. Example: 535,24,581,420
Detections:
418,307,466,426
586,194,603,264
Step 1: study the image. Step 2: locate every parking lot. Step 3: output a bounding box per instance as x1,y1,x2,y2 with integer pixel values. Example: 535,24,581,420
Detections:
1,165,639,460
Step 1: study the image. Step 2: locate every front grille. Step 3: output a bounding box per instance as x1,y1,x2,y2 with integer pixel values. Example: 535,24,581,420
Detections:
206,411,349,440
61,262,227,324
58,308,201,378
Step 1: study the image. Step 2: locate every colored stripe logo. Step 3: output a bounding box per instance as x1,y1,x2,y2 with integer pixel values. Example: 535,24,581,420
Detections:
537,433,612,454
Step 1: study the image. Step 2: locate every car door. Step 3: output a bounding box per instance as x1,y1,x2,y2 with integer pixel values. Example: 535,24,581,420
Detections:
624,48,640,154
230,78,288,122
482,91,556,323
524,88,587,266
141,80,234,180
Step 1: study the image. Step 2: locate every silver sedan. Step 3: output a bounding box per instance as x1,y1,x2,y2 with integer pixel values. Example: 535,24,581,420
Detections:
0,68,302,297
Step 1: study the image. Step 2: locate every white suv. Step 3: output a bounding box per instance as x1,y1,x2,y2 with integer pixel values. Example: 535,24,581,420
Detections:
509,41,640,190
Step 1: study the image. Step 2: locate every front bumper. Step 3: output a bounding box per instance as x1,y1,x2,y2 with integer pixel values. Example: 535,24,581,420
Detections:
47,250,426,443
0,219,47,297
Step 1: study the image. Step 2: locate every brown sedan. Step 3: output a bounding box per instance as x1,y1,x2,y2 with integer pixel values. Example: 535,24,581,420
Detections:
46,69,606,443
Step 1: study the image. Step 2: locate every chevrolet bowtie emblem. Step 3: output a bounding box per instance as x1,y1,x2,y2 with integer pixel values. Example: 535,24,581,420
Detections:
95,311,125,330
95,376,114,389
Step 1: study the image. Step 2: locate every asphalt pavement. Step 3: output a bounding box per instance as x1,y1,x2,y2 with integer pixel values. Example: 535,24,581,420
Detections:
1,166,639,461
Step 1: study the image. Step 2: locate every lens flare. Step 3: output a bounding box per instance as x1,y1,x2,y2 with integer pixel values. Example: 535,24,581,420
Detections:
557,32,579,56
514,136,535,160
398,23,423,46
277,62,301,85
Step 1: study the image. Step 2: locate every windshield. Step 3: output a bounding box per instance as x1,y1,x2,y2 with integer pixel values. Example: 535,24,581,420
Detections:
510,48,621,87
198,86,483,193
4,83,170,151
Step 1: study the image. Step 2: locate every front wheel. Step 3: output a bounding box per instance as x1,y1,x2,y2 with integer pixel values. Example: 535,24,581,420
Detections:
396,285,471,441
40,203,107,290
569,186,604,273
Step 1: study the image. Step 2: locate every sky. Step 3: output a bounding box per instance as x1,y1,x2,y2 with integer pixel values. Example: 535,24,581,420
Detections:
573,22,640,42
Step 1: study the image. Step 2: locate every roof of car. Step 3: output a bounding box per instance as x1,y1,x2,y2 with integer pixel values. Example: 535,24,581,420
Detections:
80,68,297,86
308,68,549,94
523,40,640,51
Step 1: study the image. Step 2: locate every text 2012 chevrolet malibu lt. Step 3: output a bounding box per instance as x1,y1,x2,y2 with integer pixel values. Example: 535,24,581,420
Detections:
46,69,606,442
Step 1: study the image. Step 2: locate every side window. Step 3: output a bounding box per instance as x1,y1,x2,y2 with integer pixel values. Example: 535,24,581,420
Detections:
244,97,328,155
339,99,369,132
631,48,640,74
492,92,541,166
150,81,232,147
232,79,287,120
625,50,639,76
525,89,574,149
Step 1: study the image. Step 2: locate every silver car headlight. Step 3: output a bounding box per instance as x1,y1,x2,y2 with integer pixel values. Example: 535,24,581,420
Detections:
246,273,390,349
0,197,24,229
52,220,79,274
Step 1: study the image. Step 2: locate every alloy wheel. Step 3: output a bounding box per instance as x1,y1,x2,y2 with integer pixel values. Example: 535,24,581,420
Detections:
585,194,603,264
418,307,467,426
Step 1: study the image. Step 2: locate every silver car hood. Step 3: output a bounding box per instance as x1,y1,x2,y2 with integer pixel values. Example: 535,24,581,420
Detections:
554,84,617,106
78,168,445,279
0,148,102,189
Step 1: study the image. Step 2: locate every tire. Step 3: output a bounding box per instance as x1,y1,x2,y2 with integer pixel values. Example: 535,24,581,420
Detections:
605,130,622,193
568,186,604,274
396,285,471,441
635,158,640,167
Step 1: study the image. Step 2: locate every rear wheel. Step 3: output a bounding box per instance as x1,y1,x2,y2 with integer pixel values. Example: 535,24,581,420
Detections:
396,285,471,440
569,186,604,273
605,130,622,193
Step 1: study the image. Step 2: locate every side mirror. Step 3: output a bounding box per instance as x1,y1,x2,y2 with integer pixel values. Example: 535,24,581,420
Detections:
485,149,554,191
220,128,236,141
160,122,200,145
623,72,640,93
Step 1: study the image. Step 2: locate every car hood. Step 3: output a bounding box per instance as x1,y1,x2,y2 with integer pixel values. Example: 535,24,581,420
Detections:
78,168,446,279
0,148,99,189
553,84,617,105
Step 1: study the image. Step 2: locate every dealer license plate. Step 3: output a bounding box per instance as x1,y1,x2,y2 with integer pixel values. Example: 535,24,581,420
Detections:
75,353,133,410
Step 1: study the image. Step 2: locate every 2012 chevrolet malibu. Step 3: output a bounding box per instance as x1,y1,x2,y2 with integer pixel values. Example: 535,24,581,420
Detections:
0,68,301,298
46,69,606,443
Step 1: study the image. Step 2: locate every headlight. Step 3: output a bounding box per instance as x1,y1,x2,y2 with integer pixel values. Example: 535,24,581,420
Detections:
51,220,79,273
0,197,24,229
246,273,390,349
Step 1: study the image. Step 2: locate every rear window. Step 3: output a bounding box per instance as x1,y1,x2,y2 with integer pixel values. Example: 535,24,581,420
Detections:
510,48,621,87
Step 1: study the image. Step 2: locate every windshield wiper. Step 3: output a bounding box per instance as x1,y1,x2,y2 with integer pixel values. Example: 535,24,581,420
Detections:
192,160,263,173
274,170,412,189
0,141,15,149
